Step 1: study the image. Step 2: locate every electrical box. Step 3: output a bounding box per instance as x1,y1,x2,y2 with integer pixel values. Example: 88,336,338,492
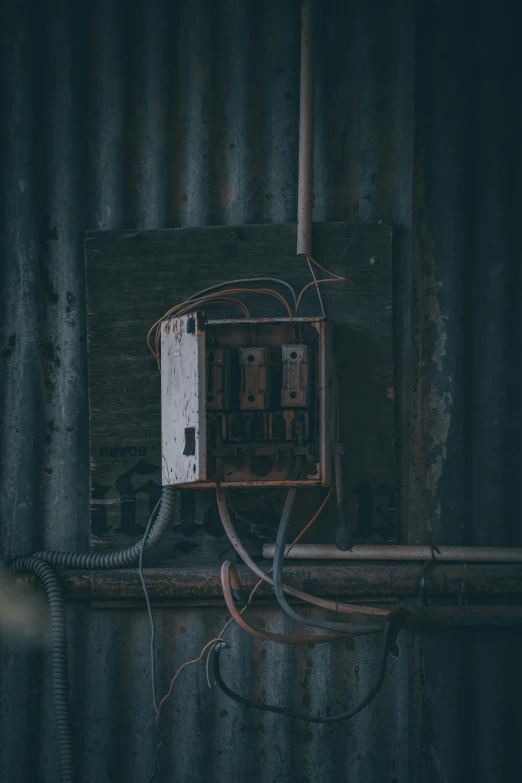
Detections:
161,314,335,488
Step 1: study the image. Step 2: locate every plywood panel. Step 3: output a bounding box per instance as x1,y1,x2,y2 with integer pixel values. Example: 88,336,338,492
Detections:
85,222,394,553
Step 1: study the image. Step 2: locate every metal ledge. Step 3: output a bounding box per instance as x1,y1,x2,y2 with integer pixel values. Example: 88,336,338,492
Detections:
10,562,522,601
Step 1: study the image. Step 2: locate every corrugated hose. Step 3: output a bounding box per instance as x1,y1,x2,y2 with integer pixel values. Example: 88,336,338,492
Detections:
7,484,176,783
9,555,73,783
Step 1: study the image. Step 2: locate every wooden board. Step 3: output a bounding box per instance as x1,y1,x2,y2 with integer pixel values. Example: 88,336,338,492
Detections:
85,222,394,555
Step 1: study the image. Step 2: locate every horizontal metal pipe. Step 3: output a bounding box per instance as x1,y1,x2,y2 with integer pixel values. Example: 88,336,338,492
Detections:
12,562,522,598
262,544,522,563
206,317,324,324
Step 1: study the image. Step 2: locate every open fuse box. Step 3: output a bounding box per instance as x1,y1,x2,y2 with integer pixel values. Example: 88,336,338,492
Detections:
161,314,335,487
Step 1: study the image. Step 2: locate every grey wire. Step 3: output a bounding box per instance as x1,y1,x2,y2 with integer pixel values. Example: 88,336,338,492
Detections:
186,277,298,312
272,460,383,634
139,495,164,717
212,621,392,723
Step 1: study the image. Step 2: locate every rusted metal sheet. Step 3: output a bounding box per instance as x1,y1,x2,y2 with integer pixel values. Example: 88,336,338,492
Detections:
2,0,522,781
9,562,522,600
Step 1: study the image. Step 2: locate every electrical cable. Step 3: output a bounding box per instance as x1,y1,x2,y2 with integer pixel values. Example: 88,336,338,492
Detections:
155,637,227,724
150,485,389,783
242,485,335,606
206,486,369,686
201,486,387,704
147,632,227,783
146,729,165,783
306,253,346,280
296,277,351,315
139,495,164,716
271,462,383,633
10,260,357,778
149,295,256,364
305,255,326,318
186,277,298,312
8,487,177,783
9,556,73,783
31,486,176,569
148,286,296,364
211,620,392,724
220,561,350,645
216,487,389,619
150,261,347,366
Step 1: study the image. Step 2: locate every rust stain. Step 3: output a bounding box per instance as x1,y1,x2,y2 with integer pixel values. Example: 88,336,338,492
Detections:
173,317,184,346
422,261,451,530
411,148,453,537
14,563,522,599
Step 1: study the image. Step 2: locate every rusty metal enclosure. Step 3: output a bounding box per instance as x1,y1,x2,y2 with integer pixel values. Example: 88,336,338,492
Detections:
1,0,522,781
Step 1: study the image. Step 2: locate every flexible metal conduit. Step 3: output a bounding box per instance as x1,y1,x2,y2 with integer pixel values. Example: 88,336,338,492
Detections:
7,485,177,783
262,544,522,562
10,556,73,783
32,486,176,569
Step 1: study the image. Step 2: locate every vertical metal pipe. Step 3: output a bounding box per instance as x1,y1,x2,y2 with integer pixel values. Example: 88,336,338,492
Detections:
296,0,315,256
334,452,353,551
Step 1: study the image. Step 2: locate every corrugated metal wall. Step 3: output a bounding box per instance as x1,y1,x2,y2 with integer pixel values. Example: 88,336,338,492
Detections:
1,0,522,780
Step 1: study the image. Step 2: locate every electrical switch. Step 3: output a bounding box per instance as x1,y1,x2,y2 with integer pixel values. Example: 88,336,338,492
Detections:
239,347,269,410
281,345,310,407
206,348,231,409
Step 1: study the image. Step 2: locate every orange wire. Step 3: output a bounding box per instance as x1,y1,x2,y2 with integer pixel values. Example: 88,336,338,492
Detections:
246,486,334,603
296,277,352,315
154,486,335,724
149,294,251,358
155,637,226,725
220,561,350,645
306,253,346,280
150,295,255,366
148,286,295,364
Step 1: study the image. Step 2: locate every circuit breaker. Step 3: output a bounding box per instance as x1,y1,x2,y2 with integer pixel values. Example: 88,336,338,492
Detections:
161,314,335,487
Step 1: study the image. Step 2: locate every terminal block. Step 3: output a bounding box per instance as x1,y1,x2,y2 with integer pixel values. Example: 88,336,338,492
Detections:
281,344,310,407
206,348,231,409
162,315,334,487
239,347,269,410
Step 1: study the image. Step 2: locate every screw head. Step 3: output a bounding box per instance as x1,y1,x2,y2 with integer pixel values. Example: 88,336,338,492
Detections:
368,256,377,266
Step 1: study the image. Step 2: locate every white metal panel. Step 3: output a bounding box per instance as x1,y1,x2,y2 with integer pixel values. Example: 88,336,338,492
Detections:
161,313,206,485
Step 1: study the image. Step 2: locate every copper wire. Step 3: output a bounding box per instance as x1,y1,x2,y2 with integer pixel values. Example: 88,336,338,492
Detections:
306,253,346,280
148,286,296,365
217,488,390,618
155,637,227,725
296,277,352,315
220,561,350,645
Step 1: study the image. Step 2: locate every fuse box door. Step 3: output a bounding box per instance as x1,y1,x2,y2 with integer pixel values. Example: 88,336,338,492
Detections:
161,313,206,485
